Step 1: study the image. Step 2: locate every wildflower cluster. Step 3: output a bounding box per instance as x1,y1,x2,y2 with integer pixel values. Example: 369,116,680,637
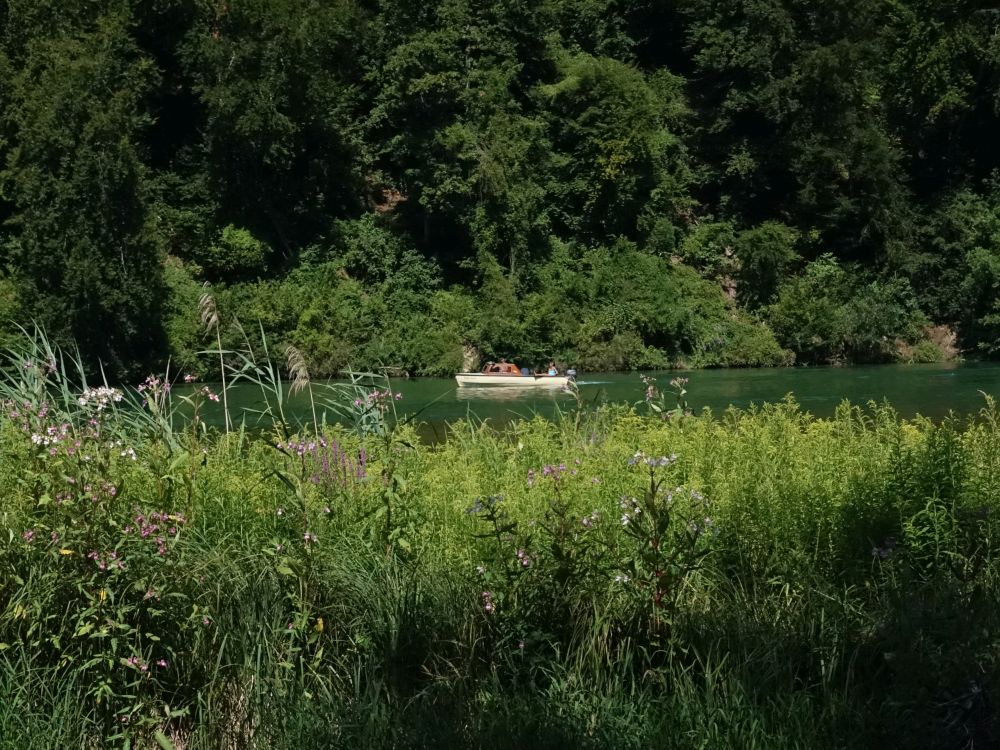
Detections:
198,385,220,402
276,437,367,489
481,590,496,614
277,438,325,456
30,422,71,448
124,655,169,673
124,510,186,557
616,450,715,632
77,386,123,412
137,374,171,412
526,461,582,487
619,495,642,526
640,373,658,403
638,374,690,419
88,549,126,571
627,450,678,468
354,388,402,410
137,375,171,396
83,480,118,503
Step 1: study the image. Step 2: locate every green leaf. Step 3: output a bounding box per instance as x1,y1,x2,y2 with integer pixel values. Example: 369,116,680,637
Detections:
154,730,175,750
168,451,191,472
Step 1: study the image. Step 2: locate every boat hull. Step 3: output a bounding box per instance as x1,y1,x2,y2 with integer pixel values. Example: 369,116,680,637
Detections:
455,373,569,387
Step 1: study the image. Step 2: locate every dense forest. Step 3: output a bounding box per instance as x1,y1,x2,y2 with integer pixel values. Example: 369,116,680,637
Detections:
1,0,999,378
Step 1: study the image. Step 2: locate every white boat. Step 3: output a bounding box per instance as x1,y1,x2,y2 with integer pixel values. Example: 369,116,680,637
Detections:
455,372,569,387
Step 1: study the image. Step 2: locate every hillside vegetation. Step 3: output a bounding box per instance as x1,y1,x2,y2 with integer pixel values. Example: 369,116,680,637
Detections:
1,1,999,375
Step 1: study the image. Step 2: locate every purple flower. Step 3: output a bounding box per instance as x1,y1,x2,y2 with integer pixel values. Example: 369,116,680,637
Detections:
481,590,495,614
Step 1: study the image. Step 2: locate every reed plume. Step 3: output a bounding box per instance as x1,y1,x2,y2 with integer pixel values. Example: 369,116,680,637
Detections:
199,284,230,433
285,343,318,432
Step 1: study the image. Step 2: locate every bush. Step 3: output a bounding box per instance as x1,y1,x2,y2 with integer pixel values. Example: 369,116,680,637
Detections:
202,225,268,279
766,255,928,364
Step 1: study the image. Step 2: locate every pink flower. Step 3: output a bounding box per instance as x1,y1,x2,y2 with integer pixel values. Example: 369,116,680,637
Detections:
481,590,495,614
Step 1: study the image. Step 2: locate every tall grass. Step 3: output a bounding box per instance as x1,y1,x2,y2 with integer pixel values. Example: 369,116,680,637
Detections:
0,330,997,748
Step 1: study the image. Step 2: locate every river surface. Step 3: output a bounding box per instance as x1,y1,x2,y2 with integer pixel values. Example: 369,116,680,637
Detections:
190,363,1000,438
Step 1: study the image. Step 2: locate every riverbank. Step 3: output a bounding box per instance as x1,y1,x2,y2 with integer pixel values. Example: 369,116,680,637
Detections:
1,369,998,747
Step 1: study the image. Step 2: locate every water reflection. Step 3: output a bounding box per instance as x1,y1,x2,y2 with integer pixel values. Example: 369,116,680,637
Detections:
455,385,569,402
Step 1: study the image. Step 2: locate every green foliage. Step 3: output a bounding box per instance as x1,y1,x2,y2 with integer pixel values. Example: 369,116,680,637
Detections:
161,258,207,376
766,255,928,364
734,221,800,308
677,220,738,280
3,0,1000,374
177,0,366,249
0,5,165,378
542,51,692,242
0,275,23,353
202,225,267,279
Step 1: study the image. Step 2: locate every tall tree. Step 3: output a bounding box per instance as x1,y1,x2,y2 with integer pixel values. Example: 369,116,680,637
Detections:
179,0,367,256
683,0,915,265
884,0,1000,197
0,3,164,375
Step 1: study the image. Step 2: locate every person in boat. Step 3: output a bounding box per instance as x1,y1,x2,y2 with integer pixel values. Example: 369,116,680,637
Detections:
483,359,520,375
547,360,558,376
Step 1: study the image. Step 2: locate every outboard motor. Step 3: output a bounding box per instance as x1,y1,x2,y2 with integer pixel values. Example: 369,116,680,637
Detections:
566,368,577,379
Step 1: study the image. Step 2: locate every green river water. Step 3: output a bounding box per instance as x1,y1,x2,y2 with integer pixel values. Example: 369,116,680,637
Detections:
193,362,1000,439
